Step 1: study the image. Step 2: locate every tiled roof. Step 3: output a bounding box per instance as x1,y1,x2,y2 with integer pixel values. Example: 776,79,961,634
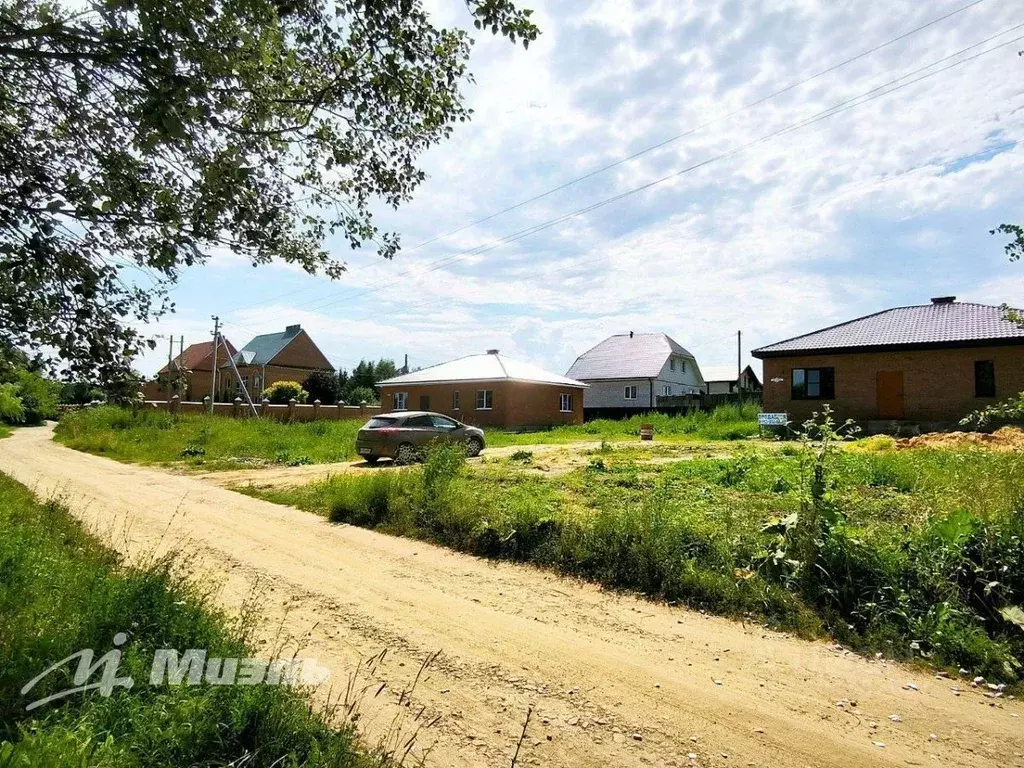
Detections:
158,340,236,374
566,333,695,380
378,352,587,388
231,326,303,367
753,301,1024,357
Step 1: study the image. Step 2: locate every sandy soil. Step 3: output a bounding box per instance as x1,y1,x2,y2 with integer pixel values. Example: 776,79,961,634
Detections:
896,426,1024,452
2,425,1022,768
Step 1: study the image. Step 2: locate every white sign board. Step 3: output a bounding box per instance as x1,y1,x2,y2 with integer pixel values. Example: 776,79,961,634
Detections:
758,412,788,426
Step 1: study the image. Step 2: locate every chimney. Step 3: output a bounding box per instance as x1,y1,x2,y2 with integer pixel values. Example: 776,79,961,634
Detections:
629,331,634,339
930,296,956,305
285,323,301,333
403,353,409,374
486,349,500,355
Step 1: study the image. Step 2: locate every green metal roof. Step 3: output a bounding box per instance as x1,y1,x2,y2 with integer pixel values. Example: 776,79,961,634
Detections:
231,325,302,367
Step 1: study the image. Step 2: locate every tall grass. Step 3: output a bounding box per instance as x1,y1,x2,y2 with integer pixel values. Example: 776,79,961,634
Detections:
55,405,363,469
248,442,1024,681
0,472,376,766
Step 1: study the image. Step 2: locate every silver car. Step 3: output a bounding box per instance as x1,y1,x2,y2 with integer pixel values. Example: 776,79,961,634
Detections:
355,411,485,464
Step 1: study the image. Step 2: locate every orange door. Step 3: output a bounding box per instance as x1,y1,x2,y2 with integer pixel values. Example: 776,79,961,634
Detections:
876,371,904,419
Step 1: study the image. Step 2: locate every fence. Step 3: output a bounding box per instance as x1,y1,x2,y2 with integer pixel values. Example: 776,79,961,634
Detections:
147,396,382,423
583,392,762,422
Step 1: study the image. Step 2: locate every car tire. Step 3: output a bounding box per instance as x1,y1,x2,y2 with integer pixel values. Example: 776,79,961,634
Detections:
363,455,379,465
465,436,483,457
395,442,416,465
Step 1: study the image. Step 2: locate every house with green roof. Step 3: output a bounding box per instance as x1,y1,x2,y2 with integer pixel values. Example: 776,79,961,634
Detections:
219,324,334,401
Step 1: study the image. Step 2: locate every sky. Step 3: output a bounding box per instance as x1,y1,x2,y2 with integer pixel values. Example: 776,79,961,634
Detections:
134,0,1024,380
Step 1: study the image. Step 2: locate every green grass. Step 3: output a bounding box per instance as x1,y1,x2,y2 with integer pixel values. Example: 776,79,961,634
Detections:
0,472,377,767
55,406,363,469
0,423,11,439
245,441,1024,682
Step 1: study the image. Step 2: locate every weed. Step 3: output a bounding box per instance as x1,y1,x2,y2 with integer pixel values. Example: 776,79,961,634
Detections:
509,450,534,463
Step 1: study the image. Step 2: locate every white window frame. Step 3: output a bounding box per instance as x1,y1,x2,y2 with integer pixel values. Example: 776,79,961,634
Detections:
663,384,672,396
624,385,638,400
452,390,460,410
559,393,573,413
393,392,408,411
669,359,676,372
476,389,493,411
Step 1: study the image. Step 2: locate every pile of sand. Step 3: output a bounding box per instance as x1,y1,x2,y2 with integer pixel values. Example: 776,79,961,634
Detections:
895,426,1024,451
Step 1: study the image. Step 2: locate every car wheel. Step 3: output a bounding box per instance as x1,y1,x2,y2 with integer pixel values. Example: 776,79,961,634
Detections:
395,443,416,465
363,455,379,465
465,436,483,457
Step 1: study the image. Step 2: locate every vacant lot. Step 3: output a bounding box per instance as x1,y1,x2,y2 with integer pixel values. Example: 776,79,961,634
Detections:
244,437,1024,682
53,403,760,470
0,472,373,767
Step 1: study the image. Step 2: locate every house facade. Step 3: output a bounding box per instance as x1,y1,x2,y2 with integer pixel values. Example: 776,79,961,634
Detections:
566,332,703,413
144,339,237,401
753,298,1024,426
220,324,334,402
701,364,763,396
377,350,587,428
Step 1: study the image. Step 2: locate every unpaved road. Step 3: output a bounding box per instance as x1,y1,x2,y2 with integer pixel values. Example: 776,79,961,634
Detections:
3,426,1022,768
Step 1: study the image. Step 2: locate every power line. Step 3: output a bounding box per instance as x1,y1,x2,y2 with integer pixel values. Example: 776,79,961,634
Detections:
249,26,1024,325
229,0,991,316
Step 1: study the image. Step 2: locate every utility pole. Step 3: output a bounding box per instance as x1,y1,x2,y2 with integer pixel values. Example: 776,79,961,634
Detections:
166,336,174,399
210,316,220,412
737,330,742,398
179,335,185,398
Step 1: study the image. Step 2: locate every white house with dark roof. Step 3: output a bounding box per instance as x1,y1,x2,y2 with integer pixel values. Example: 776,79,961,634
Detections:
566,332,704,411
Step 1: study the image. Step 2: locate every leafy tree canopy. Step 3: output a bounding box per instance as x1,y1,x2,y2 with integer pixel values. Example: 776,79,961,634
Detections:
0,0,537,381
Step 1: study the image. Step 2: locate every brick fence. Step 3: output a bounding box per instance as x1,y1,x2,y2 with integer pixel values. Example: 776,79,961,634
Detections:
147,397,382,423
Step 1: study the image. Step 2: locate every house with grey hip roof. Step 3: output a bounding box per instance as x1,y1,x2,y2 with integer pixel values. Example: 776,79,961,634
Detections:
752,297,1024,426
219,324,334,401
566,332,704,412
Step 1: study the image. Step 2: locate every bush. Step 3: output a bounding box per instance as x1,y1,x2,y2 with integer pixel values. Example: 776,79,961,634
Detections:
303,370,339,404
0,383,25,424
262,380,308,404
344,386,378,405
0,370,60,426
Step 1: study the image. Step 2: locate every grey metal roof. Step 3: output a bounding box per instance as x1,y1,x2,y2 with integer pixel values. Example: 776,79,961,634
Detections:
566,333,696,380
231,325,303,367
753,301,1024,357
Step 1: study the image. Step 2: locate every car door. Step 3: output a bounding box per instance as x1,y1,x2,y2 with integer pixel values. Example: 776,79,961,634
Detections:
430,414,462,443
403,414,440,449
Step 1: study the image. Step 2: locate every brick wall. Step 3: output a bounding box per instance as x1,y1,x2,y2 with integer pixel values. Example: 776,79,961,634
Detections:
760,344,1024,424
378,381,585,428
146,399,381,422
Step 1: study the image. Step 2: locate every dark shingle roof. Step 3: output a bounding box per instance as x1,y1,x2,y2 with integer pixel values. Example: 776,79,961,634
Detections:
753,301,1024,357
231,325,303,367
566,333,695,380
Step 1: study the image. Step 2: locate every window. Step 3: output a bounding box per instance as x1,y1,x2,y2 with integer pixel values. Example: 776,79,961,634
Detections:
365,417,399,429
559,393,573,412
392,392,408,410
452,390,460,410
476,390,493,410
791,368,834,400
624,385,638,400
975,360,996,398
405,415,434,427
678,359,686,373
432,415,459,430
669,359,676,372
419,394,430,411
663,385,672,396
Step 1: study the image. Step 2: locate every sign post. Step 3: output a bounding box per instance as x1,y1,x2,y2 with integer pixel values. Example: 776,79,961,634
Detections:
757,412,788,438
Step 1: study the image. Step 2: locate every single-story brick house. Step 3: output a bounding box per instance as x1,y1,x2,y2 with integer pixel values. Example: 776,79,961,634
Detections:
566,332,703,416
377,350,587,428
220,324,333,401
144,339,237,401
752,297,1024,426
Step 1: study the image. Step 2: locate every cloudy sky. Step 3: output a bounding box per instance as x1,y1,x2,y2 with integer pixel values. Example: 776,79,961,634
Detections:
137,0,1024,379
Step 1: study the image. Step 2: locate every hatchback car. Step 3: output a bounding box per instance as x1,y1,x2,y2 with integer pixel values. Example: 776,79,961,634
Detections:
355,411,485,464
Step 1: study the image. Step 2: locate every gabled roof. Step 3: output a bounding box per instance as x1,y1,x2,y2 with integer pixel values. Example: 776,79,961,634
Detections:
378,351,587,388
157,340,236,374
566,333,696,380
231,325,303,367
701,364,762,387
753,300,1024,358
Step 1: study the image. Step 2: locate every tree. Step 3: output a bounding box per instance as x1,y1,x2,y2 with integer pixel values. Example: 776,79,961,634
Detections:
0,0,538,381
302,369,339,404
346,385,378,405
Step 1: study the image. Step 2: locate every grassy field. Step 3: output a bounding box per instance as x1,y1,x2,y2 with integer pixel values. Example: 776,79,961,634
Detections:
54,403,760,469
0,472,377,766
244,439,1024,682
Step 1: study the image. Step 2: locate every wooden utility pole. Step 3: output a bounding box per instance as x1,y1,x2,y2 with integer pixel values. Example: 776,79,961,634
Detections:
737,330,742,398
209,316,220,411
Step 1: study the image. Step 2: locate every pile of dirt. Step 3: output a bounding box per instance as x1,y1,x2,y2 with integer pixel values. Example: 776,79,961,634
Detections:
896,426,1024,451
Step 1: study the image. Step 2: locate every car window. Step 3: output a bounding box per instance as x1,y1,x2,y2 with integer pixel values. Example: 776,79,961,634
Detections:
431,415,459,429
404,415,435,428
365,417,398,429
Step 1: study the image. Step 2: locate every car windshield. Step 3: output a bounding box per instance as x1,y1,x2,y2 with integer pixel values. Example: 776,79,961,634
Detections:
364,417,398,429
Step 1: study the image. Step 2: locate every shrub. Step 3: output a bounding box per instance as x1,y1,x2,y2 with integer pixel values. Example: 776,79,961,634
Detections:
262,380,308,404
345,386,378,405
0,383,25,424
303,370,339,404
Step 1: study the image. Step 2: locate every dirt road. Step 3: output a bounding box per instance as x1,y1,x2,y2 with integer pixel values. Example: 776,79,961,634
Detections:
3,425,1022,767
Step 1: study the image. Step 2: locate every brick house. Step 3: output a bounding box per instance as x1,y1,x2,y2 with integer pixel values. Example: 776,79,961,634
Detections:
752,297,1024,427
220,324,334,401
566,332,704,416
377,350,587,428
144,339,237,401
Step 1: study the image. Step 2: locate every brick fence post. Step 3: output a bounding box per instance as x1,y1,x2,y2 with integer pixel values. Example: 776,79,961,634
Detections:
170,394,179,415
202,395,211,414
261,398,270,418
233,397,242,418
359,400,367,419
287,397,297,422
337,402,345,420
313,399,321,420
